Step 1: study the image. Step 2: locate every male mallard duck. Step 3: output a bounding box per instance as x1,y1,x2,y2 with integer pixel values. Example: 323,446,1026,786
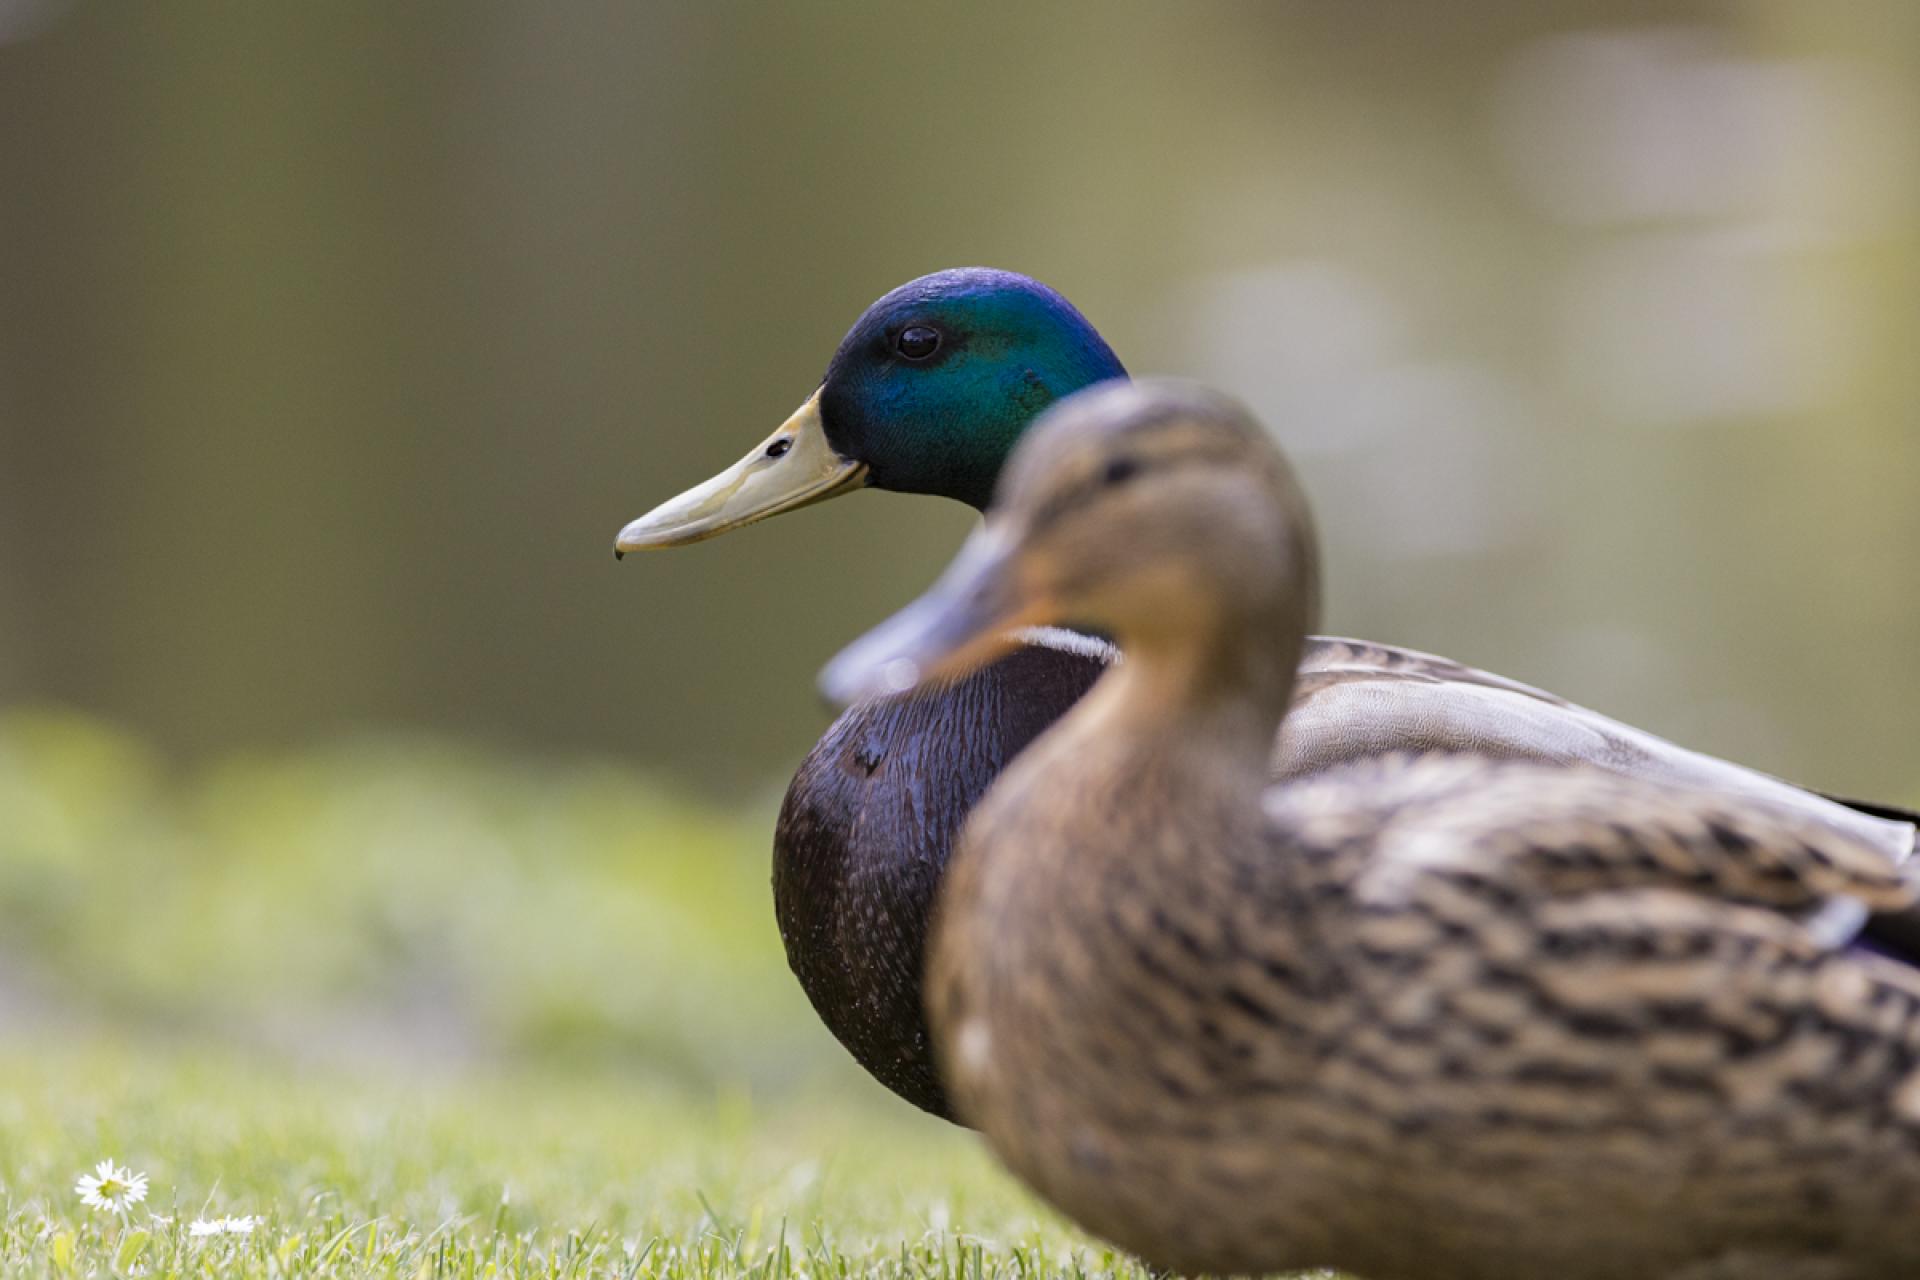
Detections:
614,268,1917,1122
822,380,1920,1280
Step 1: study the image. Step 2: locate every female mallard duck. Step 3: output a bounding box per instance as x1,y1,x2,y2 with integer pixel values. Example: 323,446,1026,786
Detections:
614,268,1918,1122
821,380,1920,1280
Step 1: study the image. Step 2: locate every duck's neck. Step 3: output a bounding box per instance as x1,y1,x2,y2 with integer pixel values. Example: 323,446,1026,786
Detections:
1084,618,1302,788
1035,619,1314,988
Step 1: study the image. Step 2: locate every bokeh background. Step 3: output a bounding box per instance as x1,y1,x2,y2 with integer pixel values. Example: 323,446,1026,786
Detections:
0,1,1915,1097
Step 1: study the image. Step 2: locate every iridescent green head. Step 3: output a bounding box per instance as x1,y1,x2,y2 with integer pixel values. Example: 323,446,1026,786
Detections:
614,268,1127,553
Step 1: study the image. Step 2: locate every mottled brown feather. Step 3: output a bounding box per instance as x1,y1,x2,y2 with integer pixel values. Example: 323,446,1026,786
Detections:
901,381,1920,1280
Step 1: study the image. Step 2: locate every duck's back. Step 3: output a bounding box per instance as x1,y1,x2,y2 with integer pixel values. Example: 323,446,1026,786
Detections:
772,632,1109,1117
1287,637,1916,859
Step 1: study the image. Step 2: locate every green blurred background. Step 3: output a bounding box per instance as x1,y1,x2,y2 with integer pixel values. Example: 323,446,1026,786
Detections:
0,1,1915,1088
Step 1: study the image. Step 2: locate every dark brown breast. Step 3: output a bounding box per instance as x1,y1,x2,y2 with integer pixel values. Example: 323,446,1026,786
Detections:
771,638,1109,1118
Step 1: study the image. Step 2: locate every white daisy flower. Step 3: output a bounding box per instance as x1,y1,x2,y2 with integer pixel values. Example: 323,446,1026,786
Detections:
74,1160,148,1213
188,1218,223,1238
223,1215,258,1234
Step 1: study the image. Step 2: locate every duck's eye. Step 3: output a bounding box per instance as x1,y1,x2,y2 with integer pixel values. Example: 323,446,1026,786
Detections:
765,438,792,459
896,326,941,360
1101,456,1140,487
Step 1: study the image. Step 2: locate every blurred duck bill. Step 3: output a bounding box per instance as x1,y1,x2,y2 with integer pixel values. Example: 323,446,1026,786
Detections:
613,389,868,554
818,526,1039,707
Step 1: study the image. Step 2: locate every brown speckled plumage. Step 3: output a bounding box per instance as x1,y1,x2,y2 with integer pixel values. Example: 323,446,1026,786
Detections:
940,747,1920,1278
827,380,1920,1279
776,616,1914,1125
767,451,1917,1135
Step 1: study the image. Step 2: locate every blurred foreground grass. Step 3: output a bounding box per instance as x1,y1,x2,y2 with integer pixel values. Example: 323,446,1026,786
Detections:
0,1039,1155,1279
0,711,1351,1277
0,708,1173,1276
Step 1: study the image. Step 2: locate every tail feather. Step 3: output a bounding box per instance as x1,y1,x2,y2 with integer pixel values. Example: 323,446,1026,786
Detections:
1824,794,1920,965
1861,906,1920,968
1820,791,1920,828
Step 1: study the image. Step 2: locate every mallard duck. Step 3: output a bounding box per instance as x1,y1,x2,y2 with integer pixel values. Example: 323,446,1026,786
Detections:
614,268,1917,1122
821,380,1920,1280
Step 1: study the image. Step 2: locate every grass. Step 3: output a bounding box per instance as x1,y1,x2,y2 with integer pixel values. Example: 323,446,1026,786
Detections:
0,710,1186,1278
0,711,1349,1278
0,1036,1156,1279
0,710,815,1088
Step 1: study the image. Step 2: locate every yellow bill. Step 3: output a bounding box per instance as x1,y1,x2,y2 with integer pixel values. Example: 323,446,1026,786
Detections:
613,389,869,555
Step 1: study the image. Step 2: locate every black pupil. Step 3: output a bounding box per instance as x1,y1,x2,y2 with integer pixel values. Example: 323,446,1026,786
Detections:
898,326,939,359
1102,456,1139,486
765,438,792,459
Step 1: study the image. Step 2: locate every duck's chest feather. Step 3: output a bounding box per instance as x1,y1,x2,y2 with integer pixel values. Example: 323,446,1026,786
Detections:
771,637,1107,1116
